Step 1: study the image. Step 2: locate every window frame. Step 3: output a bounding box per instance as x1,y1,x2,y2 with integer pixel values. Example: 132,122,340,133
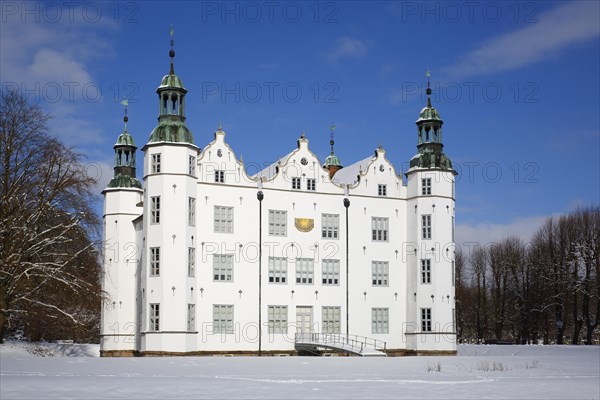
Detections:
214,206,234,233
213,254,234,282
322,259,340,285
215,170,225,183
213,304,234,334
421,308,432,332
321,213,339,239
188,197,196,227
268,305,288,334
151,153,161,173
295,258,314,285
322,306,341,334
422,214,432,240
150,196,160,224
188,155,196,176
268,210,287,237
291,177,301,190
268,257,287,284
149,303,160,331
150,247,160,276
188,247,196,277
371,261,389,286
307,178,316,191
371,307,389,334
371,217,389,242
377,184,387,196
422,177,432,195
187,303,196,332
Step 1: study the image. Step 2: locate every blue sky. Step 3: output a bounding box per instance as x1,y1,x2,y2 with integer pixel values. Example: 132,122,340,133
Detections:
1,1,598,245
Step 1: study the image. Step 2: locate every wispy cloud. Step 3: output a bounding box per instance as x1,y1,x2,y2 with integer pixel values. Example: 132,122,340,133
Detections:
326,36,369,63
0,3,119,148
443,1,600,77
456,215,551,249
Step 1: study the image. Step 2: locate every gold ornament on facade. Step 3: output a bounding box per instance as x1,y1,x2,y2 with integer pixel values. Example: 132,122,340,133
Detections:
294,218,314,232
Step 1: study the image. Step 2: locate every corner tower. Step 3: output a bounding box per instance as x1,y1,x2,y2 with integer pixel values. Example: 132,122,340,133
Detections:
141,27,200,354
405,72,457,354
101,105,143,356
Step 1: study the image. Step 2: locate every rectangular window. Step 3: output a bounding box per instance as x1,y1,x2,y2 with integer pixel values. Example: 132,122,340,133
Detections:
321,213,339,239
188,155,196,176
422,215,432,239
371,308,389,334
151,196,160,224
307,178,316,191
214,206,233,233
151,153,161,173
213,304,234,334
295,258,314,284
213,254,234,282
371,217,389,241
372,261,389,286
322,306,341,334
215,170,225,183
322,259,340,285
149,303,160,331
292,177,301,190
188,197,196,226
422,177,432,195
188,247,195,277
378,184,387,196
187,304,196,332
421,259,431,284
268,257,287,284
268,305,288,334
421,308,432,332
268,210,287,236
150,247,160,276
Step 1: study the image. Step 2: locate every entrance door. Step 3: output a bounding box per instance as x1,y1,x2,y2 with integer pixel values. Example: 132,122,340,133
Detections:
296,306,313,338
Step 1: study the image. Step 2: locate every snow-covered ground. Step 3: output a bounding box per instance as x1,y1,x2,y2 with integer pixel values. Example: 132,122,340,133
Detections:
1,342,598,399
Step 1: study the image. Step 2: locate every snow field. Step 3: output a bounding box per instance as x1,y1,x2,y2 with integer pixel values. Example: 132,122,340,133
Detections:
1,343,598,399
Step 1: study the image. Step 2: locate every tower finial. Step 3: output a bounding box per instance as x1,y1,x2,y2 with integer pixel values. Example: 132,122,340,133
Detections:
425,69,432,108
121,99,129,131
329,122,336,154
169,24,175,75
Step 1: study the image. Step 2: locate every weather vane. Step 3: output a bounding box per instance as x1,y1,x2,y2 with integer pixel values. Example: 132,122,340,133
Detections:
170,24,174,50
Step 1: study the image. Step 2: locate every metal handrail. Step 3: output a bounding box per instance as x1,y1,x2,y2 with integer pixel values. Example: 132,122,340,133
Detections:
295,332,387,352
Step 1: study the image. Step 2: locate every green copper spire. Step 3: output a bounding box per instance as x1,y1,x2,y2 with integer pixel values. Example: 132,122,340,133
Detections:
409,72,453,171
324,123,343,178
107,103,142,189
148,25,194,144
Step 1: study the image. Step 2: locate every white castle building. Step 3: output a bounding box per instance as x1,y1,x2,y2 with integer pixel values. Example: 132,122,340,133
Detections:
101,42,457,357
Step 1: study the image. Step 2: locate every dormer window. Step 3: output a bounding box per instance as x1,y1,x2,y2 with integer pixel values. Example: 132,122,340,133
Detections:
292,177,301,190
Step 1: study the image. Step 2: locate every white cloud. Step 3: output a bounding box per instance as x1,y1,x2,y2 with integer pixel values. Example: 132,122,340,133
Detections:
326,36,369,63
443,1,600,77
455,215,550,249
0,2,119,149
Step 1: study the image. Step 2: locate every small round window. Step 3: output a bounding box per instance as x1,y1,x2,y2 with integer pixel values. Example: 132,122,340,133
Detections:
217,149,222,157
379,164,385,172
301,157,308,165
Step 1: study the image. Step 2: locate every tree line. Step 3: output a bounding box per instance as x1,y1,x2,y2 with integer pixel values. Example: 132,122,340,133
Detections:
455,206,600,344
0,90,101,343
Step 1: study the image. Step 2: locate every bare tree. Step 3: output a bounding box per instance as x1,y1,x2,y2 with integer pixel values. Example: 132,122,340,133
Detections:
0,90,101,342
470,246,488,342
